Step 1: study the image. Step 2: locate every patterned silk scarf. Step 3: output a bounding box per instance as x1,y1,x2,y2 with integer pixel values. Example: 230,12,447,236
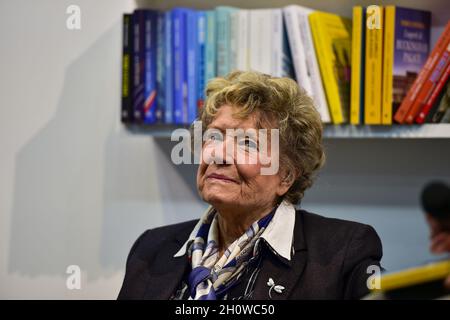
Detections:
187,207,275,300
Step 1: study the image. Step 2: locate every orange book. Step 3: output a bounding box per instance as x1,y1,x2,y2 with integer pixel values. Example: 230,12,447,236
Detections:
394,21,450,124
405,47,450,123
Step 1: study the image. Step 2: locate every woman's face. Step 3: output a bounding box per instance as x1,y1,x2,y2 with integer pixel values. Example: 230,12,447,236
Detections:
197,105,291,215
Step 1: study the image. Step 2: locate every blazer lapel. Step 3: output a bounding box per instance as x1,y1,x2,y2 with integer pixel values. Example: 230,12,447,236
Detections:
251,210,307,300
142,234,191,299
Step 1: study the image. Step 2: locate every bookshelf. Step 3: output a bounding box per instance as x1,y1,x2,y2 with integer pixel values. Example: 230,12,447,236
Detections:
126,123,450,138
126,0,450,139
323,124,450,138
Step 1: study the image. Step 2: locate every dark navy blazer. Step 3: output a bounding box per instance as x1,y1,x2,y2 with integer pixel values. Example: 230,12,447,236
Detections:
118,209,383,300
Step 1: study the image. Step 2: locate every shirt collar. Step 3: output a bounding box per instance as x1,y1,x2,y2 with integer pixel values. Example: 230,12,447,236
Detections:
173,200,296,261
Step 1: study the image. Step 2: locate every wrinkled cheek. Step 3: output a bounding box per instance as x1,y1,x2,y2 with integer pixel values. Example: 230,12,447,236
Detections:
196,165,207,193
201,144,214,165
235,160,262,182
235,149,258,166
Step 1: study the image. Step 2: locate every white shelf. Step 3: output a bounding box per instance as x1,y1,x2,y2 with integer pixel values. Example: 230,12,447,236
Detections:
323,124,450,138
125,124,450,138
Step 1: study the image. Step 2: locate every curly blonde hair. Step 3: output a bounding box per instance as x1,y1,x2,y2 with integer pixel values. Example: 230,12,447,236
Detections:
197,70,325,204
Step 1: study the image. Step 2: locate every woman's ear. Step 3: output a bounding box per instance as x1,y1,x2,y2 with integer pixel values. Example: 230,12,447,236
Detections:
276,169,297,197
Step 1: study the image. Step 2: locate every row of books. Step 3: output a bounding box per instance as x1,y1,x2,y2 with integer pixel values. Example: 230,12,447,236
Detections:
352,6,450,125
120,5,450,126
120,7,293,125
392,19,450,124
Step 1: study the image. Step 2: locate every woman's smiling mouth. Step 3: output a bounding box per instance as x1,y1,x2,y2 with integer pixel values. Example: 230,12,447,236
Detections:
207,173,239,184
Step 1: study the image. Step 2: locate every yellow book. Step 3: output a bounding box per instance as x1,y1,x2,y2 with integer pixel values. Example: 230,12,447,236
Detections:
366,259,450,299
309,12,352,124
378,260,450,292
350,7,364,125
364,6,384,125
382,6,395,125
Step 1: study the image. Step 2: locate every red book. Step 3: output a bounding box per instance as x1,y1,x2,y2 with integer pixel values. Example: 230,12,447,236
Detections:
405,48,450,123
394,22,450,124
415,62,450,123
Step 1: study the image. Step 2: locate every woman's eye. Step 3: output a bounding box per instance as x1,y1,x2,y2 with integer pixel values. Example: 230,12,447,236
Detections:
206,135,223,142
239,139,258,150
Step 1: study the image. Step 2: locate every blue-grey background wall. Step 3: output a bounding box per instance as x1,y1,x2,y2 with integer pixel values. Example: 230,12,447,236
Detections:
0,0,449,299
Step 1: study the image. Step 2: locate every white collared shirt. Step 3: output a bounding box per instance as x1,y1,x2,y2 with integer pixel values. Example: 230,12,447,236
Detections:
173,200,296,261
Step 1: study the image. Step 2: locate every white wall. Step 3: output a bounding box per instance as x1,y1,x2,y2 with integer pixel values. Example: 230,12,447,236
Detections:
0,0,449,299
0,0,160,299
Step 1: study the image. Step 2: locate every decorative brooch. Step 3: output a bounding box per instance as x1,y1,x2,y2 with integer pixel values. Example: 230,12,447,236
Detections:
267,278,285,299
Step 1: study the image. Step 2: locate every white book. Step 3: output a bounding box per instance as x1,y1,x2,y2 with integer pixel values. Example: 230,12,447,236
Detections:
283,5,331,123
283,6,312,93
249,9,272,75
236,9,250,71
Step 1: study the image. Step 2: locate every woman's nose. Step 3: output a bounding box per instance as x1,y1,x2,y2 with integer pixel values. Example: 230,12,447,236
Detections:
212,138,235,165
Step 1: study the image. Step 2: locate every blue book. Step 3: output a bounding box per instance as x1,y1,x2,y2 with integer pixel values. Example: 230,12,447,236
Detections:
196,11,207,112
155,11,165,123
144,10,158,124
131,10,145,123
164,11,173,124
140,10,158,124
205,11,216,85
187,9,198,124
172,8,188,124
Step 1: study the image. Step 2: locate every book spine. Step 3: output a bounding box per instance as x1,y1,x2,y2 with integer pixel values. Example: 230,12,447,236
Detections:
236,10,249,71
187,10,198,124
155,11,165,123
297,8,330,123
283,7,312,94
416,62,450,123
350,6,364,125
364,6,384,125
229,10,238,72
394,21,450,123
249,10,272,75
197,11,206,112
216,8,230,77
358,10,366,126
405,49,450,123
205,11,216,84
281,12,295,79
381,6,395,125
309,13,344,124
143,11,157,124
271,9,283,77
121,14,133,124
132,10,145,123
172,9,188,124
164,11,173,124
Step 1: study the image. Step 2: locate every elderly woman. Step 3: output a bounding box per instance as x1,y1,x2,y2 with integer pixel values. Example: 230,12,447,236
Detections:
118,71,382,300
